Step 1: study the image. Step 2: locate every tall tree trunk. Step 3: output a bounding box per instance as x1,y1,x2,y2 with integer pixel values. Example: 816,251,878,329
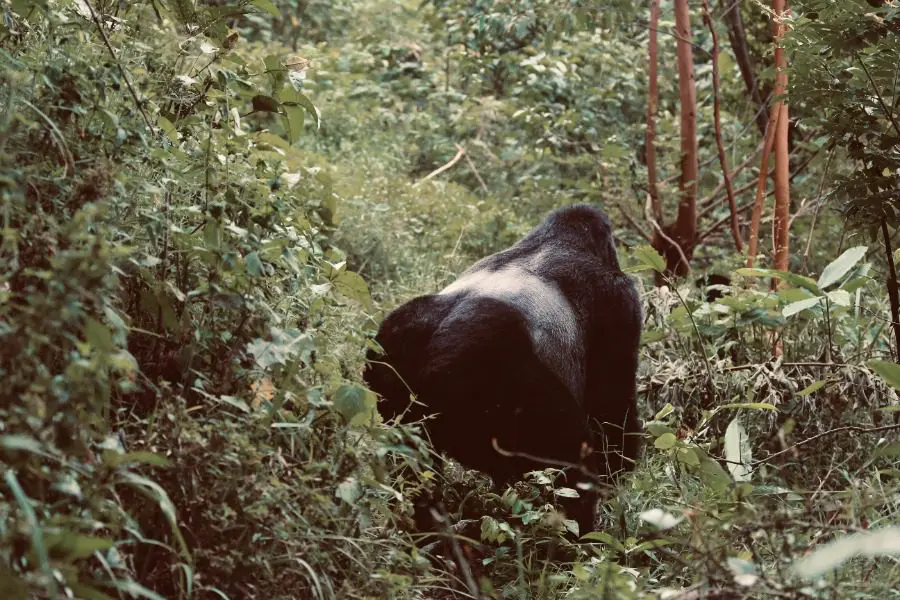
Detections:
771,0,790,279
669,0,698,277
646,0,662,226
720,0,768,136
745,100,781,268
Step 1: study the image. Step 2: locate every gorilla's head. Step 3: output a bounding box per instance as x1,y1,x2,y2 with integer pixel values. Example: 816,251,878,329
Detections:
528,204,620,268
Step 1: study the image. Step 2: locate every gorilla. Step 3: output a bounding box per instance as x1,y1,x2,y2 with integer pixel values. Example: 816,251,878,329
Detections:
363,204,643,537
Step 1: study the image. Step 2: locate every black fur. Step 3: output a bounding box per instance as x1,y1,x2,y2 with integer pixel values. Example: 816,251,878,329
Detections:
696,273,732,302
363,204,643,536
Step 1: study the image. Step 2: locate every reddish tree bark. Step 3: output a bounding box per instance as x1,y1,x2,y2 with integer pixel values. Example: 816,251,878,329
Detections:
771,1,791,281
654,0,698,278
646,0,662,225
746,103,781,268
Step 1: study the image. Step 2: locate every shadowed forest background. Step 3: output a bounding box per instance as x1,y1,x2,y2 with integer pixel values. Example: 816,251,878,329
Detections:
2,0,900,598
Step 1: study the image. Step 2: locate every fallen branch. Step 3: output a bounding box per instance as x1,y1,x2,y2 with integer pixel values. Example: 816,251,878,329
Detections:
414,144,467,187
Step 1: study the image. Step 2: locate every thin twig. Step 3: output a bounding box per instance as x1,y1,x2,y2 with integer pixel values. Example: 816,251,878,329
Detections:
752,423,900,467
702,0,742,251
697,148,760,210
857,53,900,138
459,143,488,192
615,199,654,242
800,146,836,272
696,142,818,245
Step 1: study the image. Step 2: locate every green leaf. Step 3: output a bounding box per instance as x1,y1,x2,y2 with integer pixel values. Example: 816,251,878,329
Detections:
717,50,735,76
724,417,752,482
44,531,114,560
553,487,580,498
283,103,305,144
640,328,665,344
335,477,362,505
639,508,684,530
797,380,827,396
333,270,372,309
280,88,321,130
251,0,280,18
873,443,900,458
735,268,820,294
645,422,675,437
793,527,900,579
716,402,777,412
676,447,700,466
245,252,264,277
264,54,285,91
817,246,867,290
868,360,900,391
698,454,732,493
102,451,171,468
156,116,177,143
783,296,823,317
654,403,675,420
631,245,666,273
601,143,626,160
333,384,377,425
5,471,51,579
84,317,115,353
826,289,851,307
654,432,677,450
247,328,314,369
118,472,188,558
203,219,222,250
580,530,626,551
0,434,43,454
66,582,116,600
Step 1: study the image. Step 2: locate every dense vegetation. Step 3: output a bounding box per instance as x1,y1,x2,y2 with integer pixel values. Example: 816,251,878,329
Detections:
2,0,899,599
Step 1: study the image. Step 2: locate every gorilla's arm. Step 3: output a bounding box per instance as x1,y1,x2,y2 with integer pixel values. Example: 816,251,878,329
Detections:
583,270,643,480
363,295,449,423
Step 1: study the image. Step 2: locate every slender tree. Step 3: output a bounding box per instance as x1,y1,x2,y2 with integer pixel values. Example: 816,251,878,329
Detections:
672,0,698,275
770,0,791,281
650,0,699,279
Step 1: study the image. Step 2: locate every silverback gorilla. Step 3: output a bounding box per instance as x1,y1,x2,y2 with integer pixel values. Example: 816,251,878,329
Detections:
363,204,642,536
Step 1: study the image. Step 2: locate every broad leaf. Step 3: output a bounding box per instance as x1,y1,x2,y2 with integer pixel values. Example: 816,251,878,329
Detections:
251,0,280,17
817,246,867,290
639,508,684,530
783,296,823,317
868,360,900,391
333,385,377,425
724,417,751,482
826,289,852,306
631,245,666,273
654,432,677,450
735,268,820,294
